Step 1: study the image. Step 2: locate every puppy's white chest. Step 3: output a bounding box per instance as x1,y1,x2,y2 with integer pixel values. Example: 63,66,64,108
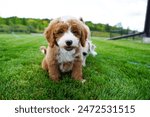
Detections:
57,48,75,72
57,48,75,63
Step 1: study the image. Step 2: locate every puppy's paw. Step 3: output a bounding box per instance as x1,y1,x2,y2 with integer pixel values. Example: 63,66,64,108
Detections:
81,79,86,84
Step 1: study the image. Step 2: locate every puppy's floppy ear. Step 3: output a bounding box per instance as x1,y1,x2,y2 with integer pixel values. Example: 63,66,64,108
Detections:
44,20,58,48
80,26,87,47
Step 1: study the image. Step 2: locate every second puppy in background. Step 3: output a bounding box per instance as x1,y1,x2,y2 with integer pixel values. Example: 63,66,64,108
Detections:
80,18,97,66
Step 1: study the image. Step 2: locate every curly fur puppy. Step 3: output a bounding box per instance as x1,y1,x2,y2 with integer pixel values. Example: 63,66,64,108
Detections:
41,16,87,82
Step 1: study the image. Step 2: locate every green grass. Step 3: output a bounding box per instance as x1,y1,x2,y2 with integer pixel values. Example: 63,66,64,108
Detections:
0,34,150,100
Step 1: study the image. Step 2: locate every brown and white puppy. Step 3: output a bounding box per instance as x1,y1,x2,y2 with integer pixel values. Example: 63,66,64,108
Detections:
41,16,87,82
40,18,97,67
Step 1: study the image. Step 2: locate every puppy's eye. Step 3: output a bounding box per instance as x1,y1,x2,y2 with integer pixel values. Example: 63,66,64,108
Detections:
72,30,79,35
56,30,64,35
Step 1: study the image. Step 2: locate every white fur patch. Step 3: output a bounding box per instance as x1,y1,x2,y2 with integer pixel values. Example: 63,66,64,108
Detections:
57,48,76,72
89,41,97,56
57,48,76,63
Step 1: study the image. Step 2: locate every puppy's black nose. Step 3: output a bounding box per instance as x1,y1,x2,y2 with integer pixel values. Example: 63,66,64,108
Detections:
83,52,87,56
66,40,73,46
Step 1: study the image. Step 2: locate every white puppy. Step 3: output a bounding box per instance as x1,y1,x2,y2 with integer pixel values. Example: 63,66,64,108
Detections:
80,18,97,66
81,40,97,66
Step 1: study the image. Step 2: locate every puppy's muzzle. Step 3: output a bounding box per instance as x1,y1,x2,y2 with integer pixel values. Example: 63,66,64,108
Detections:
65,40,74,51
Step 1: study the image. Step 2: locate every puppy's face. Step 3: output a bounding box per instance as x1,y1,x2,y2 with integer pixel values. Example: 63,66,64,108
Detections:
44,17,87,51
54,22,82,51
81,40,89,57
81,40,97,57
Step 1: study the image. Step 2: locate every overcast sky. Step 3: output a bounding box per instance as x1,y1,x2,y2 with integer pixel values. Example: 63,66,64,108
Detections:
0,0,148,31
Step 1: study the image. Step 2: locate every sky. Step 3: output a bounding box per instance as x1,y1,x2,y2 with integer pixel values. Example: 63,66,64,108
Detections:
0,0,148,31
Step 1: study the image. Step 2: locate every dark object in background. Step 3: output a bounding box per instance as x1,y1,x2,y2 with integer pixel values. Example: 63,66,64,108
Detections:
109,0,150,40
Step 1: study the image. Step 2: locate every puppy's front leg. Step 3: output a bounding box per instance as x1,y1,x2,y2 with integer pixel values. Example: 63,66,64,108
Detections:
72,59,83,81
48,62,60,81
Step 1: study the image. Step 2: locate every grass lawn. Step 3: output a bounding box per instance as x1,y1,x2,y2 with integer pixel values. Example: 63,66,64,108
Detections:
0,34,150,100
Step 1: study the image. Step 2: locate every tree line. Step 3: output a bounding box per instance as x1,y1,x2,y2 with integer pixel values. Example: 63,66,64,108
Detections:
0,16,131,35
0,16,50,33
